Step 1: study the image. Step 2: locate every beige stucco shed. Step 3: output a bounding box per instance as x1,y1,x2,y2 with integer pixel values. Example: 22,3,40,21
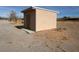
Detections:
22,6,58,32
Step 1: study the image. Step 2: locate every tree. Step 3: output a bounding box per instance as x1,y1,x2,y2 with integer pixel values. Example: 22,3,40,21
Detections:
63,16,70,20
9,10,17,23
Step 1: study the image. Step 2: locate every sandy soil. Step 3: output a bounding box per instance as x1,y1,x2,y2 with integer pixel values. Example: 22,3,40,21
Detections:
0,20,79,52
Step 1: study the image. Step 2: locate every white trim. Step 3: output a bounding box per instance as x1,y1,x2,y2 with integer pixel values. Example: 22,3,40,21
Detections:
32,6,59,14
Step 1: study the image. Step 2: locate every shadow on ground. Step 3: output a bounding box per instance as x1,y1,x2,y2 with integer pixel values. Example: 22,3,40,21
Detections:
15,25,25,29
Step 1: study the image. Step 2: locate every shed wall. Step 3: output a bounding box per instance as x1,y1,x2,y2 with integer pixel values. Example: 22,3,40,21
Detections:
36,9,57,31
24,9,36,31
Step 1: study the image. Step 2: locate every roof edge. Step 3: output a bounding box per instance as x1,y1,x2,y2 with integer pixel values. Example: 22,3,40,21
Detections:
21,7,32,12
21,6,59,14
32,6,59,14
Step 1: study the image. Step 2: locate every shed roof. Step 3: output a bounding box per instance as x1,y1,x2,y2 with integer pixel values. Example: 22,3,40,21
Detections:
22,6,59,13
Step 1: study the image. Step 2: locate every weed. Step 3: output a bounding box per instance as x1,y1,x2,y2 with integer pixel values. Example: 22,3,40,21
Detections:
56,27,67,32
62,36,68,40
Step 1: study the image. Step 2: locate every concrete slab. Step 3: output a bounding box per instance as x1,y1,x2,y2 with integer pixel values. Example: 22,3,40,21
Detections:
22,28,35,34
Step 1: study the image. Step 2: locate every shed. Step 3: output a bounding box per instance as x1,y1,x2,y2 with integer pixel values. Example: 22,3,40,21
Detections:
22,6,58,32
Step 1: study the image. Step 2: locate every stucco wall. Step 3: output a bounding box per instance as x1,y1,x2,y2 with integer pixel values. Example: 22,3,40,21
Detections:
36,9,57,31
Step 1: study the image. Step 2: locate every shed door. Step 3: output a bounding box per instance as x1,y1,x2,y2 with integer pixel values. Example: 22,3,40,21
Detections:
26,14,31,29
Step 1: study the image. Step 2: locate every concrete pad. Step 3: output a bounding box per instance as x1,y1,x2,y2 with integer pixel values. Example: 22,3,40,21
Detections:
22,28,35,34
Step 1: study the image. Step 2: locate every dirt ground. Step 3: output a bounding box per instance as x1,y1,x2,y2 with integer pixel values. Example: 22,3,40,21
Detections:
0,20,79,52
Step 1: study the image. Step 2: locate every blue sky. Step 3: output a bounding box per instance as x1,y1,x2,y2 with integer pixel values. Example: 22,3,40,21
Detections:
0,6,79,18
